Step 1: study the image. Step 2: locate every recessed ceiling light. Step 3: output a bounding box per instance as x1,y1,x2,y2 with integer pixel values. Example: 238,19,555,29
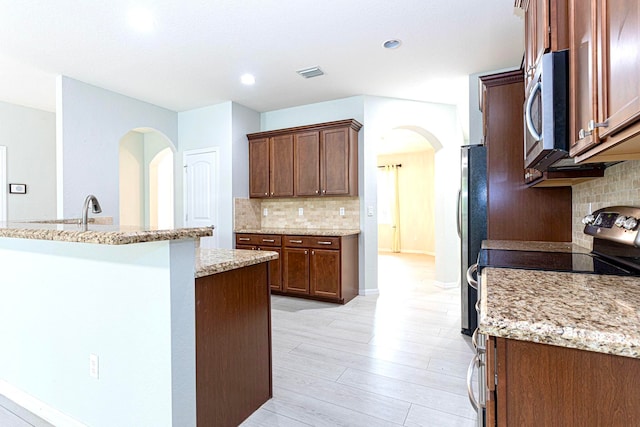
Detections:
127,7,156,33
241,73,256,85
383,39,402,49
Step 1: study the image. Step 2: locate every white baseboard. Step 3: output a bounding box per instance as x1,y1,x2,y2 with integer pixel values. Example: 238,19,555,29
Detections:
0,380,86,427
434,280,458,289
360,288,380,296
377,249,434,256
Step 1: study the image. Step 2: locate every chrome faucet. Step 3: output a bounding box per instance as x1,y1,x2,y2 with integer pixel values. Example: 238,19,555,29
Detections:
81,195,102,226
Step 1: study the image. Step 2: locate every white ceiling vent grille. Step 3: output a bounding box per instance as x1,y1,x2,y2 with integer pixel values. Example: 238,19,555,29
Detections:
296,66,324,79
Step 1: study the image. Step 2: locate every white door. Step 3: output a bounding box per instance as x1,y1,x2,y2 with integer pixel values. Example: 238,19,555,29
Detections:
0,146,6,222
184,148,218,248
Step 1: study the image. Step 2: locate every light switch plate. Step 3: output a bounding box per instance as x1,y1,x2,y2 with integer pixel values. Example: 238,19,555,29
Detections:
339,207,345,216
298,208,304,216
367,206,374,217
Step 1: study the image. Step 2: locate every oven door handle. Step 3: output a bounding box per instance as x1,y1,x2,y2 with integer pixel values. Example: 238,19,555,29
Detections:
466,263,478,290
525,81,542,142
467,355,485,411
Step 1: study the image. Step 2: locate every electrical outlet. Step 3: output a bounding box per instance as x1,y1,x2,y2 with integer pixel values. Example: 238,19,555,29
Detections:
263,208,268,217
89,354,99,379
339,207,345,216
298,207,304,216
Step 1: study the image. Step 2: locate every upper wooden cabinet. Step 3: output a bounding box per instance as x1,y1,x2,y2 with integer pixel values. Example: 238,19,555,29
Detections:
248,119,362,198
569,0,640,162
248,134,294,198
517,0,569,91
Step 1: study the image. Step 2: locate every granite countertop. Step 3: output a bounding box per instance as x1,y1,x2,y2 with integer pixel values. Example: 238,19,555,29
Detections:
482,240,590,253
479,267,640,359
0,221,213,245
195,248,279,278
235,228,360,236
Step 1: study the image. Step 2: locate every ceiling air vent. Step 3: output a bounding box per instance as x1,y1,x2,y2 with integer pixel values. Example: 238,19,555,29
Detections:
296,66,324,79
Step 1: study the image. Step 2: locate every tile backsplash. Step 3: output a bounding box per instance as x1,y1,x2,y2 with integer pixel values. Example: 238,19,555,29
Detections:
572,160,640,249
234,197,360,230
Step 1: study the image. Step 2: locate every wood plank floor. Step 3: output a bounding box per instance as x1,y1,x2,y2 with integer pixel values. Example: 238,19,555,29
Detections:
242,253,477,426
0,252,476,426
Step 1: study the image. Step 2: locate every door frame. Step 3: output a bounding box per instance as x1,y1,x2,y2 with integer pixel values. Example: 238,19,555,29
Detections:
0,146,6,222
183,147,220,247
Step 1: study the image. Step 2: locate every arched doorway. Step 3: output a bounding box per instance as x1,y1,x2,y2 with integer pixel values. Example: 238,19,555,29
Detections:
377,128,439,255
119,128,175,228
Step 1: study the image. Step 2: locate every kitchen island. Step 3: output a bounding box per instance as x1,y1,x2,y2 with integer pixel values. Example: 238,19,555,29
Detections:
0,221,276,427
478,240,640,426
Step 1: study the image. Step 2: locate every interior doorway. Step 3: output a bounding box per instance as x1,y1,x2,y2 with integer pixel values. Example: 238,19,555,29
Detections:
119,129,175,227
376,128,436,258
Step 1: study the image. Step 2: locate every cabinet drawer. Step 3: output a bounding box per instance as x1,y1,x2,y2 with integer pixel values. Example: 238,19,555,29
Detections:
236,234,282,247
284,235,340,249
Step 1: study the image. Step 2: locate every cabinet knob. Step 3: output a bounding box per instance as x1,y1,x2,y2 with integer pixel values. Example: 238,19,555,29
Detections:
312,250,315,255
578,128,592,140
270,192,274,196
304,250,308,255
322,190,326,194
264,192,268,196
315,190,319,194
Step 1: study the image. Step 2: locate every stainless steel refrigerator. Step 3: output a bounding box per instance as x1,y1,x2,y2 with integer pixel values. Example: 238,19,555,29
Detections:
458,144,487,336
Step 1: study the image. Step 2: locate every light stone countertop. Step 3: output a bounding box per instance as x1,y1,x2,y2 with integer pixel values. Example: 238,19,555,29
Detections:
195,248,278,278
235,228,360,236
481,240,590,253
479,267,640,359
0,221,213,245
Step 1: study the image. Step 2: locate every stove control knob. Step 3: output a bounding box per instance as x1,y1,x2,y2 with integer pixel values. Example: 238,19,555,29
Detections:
623,217,638,230
582,214,595,225
615,215,628,228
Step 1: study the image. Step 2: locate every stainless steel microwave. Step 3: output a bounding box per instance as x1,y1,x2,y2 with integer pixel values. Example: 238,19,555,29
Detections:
524,50,569,171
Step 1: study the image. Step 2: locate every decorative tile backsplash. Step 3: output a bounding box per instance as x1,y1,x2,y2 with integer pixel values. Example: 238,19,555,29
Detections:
572,160,640,249
234,197,360,230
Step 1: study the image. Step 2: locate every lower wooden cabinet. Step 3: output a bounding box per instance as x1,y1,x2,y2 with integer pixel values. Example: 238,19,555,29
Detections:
236,233,359,304
235,234,282,291
486,336,640,426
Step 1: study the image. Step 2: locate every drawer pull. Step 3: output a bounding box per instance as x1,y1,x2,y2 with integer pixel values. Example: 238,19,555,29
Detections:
238,237,250,241
262,239,275,243
318,241,332,245
290,240,303,244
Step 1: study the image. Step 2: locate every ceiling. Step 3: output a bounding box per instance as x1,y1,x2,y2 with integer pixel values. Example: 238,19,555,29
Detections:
0,0,524,137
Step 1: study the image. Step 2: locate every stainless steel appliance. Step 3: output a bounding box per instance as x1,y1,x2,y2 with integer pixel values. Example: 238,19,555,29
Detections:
458,144,487,336
524,50,569,171
467,205,640,426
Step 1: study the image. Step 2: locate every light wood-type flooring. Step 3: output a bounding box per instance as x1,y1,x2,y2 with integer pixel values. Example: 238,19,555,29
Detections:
0,253,476,426
242,252,477,426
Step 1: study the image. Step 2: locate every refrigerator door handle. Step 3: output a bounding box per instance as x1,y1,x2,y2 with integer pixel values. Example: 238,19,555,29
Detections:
456,189,462,238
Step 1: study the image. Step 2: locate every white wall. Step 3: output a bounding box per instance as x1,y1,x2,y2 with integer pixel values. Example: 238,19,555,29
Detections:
0,238,196,427
119,132,144,226
0,101,56,220
178,102,259,248
57,76,178,223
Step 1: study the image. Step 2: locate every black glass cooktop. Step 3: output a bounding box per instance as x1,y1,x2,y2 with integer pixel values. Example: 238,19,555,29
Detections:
478,249,639,276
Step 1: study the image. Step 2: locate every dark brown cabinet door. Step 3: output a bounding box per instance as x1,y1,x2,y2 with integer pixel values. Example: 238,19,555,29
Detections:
598,0,640,140
270,134,294,197
321,127,350,196
258,246,282,291
569,0,599,155
283,248,310,294
249,138,270,198
294,131,321,196
310,249,340,299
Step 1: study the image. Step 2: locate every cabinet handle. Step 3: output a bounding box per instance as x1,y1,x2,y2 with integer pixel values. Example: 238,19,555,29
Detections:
304,250,308,255
312,250,315,255
317,241,332,245
262,239,275,243
587,119,608,132
578,128,592,140
238,237,250,241
290,240,303,244
257,247,262,250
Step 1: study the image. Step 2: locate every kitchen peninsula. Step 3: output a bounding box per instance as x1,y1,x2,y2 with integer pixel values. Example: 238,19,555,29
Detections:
0,221,276,427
